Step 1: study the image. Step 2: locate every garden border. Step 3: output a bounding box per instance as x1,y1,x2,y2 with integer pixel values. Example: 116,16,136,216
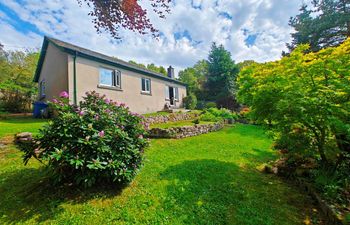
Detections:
147,121,224,139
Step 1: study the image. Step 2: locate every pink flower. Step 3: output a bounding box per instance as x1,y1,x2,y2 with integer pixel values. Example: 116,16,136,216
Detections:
120,103,126,107
51,98,58,104
59,91,69,98
98,130,105,137
94,115,100,120
78,111,84,116
138,135,143,139
104,98,111,104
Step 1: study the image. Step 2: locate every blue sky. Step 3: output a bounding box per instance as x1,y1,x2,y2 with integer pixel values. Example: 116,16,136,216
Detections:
0,0,308,74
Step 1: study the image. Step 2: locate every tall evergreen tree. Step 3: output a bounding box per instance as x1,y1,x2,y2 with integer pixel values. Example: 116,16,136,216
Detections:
287,0,350,52
206,43,239,109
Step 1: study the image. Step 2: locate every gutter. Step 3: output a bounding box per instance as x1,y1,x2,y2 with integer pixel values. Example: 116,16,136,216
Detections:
73,51,77,105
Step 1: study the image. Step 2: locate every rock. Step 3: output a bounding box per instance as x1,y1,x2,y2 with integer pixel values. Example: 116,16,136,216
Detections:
15,132,33,144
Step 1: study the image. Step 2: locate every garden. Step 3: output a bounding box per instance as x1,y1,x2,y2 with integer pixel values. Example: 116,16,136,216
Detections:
0,114,324,224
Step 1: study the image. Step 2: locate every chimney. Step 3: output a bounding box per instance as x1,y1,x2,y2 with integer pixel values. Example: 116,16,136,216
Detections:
167,66,174,79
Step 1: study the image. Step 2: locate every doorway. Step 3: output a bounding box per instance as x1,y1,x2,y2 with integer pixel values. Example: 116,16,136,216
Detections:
169,86,174,105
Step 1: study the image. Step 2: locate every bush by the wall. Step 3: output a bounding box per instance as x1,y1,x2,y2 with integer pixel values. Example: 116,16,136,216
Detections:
183,93,197,110
19,91,148,187
205,102,217,109
200,107,238,122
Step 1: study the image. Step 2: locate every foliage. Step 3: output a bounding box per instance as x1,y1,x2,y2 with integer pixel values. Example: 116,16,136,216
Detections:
204,102,217,109
149,120,212,129
200,107,238,122
128,60,167,76
183,93,197,110
18,91,148,187
237,38,350,172
77,0,171,39
192,118,200,124
0,119,324,224
286,0,350,53
178,60,208,99
206,43,239,110
0,47,39,112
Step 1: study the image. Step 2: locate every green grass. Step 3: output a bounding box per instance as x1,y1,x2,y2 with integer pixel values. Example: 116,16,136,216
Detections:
150,120,213,129
0,117,323,224
142,111,170,118
0,116,47,138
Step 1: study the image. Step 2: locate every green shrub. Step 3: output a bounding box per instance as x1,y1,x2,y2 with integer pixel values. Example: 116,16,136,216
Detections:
200,107,238,122
205,102,217,109
192,118,200,124
19,91,148,187
183,93,197,110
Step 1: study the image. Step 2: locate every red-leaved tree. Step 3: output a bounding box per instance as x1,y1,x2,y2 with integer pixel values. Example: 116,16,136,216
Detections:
77,0,171,39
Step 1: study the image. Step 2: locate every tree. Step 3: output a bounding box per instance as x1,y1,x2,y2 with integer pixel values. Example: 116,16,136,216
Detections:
0,49,39,112
77,0,171,39
287,0,350,52
128,60,167,76
206,43,239,109
178,60,208,100
237,38,350,166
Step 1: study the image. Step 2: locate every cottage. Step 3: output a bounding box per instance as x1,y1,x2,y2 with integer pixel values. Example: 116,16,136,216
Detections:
34,37,187,114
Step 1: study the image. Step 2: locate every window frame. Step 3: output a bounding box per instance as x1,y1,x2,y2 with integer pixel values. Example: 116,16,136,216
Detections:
141,77,151,94
99,67,121,89
39,80,46,99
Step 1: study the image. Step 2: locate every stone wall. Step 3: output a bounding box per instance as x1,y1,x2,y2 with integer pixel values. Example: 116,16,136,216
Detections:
144,112,199,125
147,122,224,139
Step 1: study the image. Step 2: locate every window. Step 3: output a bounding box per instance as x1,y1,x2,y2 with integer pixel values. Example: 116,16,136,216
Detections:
141,78,151,93
165,86,179,101
174,87,179,100
99,68,121,88
165,86,170,100
39,80,45,98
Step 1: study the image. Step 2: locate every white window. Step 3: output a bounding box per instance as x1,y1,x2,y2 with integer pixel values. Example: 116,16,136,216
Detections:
174,87,179,100
165,86,170,100
99,68,121,88
39,80,45,98
141,78,151,93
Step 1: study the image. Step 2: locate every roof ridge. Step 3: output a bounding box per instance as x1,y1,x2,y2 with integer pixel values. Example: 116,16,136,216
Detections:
45,36,171,79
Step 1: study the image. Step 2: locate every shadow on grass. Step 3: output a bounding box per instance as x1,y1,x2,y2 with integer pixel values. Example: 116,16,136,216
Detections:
0,167,125,224
159,159,323,225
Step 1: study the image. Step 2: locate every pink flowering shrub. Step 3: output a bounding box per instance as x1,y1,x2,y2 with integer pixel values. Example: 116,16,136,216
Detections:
19,91,148,187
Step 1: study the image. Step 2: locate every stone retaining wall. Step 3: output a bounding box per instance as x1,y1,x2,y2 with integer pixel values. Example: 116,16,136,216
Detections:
147,122,224,139
144,112,199,125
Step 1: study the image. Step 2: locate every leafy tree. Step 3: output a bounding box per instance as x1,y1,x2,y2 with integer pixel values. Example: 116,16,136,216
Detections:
287,0,350,52
206,43,239,109
178,60,208,101
77,0,171,39
128,61,167,76
0,49,39,112
238,38,350,167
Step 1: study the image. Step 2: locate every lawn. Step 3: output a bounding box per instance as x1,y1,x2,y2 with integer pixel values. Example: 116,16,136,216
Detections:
149,120,214,129
0,116,47,138
0,117,323,224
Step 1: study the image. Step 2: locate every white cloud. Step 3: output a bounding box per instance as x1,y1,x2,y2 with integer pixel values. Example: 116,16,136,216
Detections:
0,0,307,75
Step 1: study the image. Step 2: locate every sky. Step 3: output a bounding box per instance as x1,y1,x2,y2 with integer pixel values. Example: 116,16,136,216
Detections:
0,0,309,75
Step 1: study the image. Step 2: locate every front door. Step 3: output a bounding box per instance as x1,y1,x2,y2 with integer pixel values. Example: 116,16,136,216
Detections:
169,87,174,105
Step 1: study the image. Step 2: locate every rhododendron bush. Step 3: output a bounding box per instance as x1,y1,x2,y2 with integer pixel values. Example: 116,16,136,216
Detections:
19,91,148,187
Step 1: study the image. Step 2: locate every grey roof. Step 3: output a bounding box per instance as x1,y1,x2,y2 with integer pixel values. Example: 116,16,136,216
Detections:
34,36,185,86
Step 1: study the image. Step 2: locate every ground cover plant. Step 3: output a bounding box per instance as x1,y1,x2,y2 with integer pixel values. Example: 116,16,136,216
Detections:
149,120,213,129
200,107,239,122
237,38,350,215
18,91,148,187
0,116,325,224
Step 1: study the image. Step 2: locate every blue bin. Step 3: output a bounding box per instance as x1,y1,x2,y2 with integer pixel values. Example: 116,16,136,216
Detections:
33,102,48,118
